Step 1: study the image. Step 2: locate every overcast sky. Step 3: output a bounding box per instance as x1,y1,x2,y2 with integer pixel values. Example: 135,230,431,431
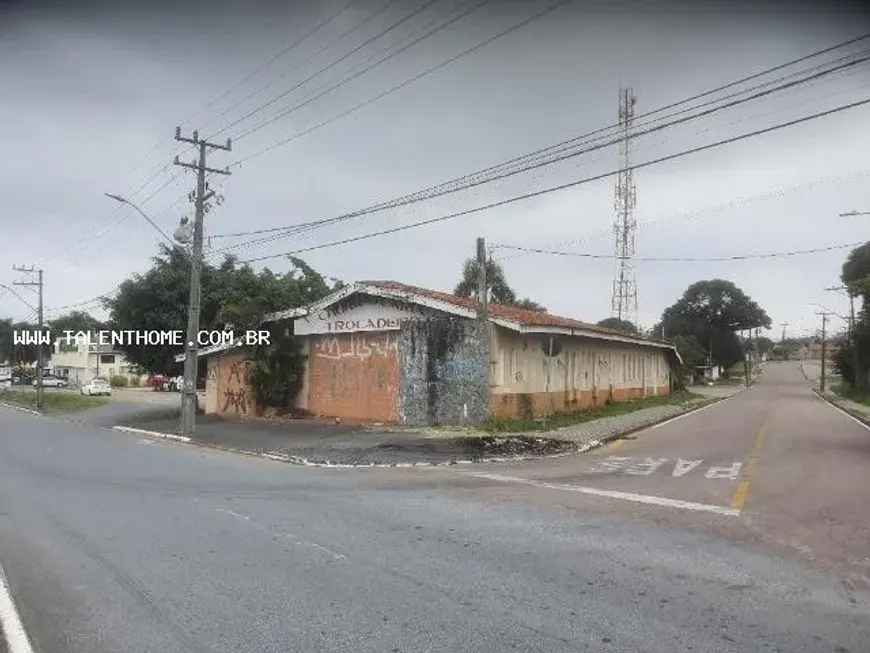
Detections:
2,0,870,339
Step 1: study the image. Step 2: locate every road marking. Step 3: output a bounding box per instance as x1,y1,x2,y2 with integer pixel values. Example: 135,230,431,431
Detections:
672,459,703,477
731,418,769,511
705,462,743,480
815,393,870,431
588,455,741,479
0,562,35,653
213,508,347,561
467,472,740,516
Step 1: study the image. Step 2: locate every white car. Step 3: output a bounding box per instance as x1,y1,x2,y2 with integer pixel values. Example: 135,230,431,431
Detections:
81,379,112,396
32,375,67,388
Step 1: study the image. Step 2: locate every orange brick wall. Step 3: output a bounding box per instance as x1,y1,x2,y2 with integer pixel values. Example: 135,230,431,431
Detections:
309,332,399,422
216,353,258,418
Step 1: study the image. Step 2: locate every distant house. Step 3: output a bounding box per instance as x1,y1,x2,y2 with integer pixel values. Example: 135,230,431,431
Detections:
51,333,142,385
180,280,682,426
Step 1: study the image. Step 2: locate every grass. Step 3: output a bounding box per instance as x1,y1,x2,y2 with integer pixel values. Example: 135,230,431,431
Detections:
479,389,704,433
0,388,110,414
831,382,870,406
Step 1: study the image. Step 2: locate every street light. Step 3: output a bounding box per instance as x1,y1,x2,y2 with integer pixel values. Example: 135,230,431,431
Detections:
104,193,180,247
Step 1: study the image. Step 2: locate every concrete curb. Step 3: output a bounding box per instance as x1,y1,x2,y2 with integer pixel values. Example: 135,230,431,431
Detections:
811,389,870,428
111,426,192,443
107,390,746,469
0,402,42,417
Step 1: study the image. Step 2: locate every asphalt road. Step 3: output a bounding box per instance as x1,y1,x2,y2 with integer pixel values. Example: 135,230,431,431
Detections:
1,362,869,652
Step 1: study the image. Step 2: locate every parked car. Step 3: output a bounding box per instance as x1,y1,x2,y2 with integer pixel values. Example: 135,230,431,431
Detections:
81,378,112,396
32,375,67,388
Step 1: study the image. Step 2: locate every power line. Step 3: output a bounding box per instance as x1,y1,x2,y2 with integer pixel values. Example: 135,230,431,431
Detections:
489,242,865,261
217,51,870,254
232,0,496,142
186,0,356,130
230,0,576,166
200,0,404,137
236,95,870,264
209,0,442,139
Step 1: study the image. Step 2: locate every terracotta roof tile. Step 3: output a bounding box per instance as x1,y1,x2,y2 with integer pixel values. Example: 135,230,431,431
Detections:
359,280,671,346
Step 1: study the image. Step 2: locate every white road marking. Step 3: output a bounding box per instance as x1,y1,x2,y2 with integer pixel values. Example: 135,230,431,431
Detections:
672,458,703,477
0,562,35,653
589,456,633,473
467,472,741,516
213,508,347,561
588,455,741,479
624,457,668,476
644,396,732,431
705,462,743,480
815,393,870,431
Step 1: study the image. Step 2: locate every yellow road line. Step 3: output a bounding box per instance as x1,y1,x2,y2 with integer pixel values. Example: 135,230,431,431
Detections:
731,417,770,511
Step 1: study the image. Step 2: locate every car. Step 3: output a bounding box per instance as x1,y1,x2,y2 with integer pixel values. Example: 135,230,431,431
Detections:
81,379,112,396
32,375,67,388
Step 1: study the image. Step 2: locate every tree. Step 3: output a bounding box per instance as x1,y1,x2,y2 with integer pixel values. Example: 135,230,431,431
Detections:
672,334,708,388
454,257,517,305
597,317,638,334
104,245,335,375
454,257,546,312
654,279,771,370
514,298,547,312
49,311,107,339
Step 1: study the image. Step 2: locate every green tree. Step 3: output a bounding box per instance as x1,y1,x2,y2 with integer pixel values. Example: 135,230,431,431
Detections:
454,257,546,312
514,298,547,312
597,317,638,334
672,334,708,388
654,279,770,370
839,242,870,390
454,257,517,305
49,311,107,340
103,245,335,375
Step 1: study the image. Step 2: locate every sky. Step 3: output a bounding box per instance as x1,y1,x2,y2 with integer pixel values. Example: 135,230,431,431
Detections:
2,0,870,341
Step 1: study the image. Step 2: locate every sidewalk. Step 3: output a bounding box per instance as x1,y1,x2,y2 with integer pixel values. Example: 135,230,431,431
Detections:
112,381,754,467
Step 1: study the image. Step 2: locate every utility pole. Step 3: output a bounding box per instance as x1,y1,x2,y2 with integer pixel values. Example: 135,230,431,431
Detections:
12,266,44,409
476,237,491,422
611,88,638,326
826,285,859,388
779,322,789,344
743,329,750,387
816,311,832,393
174,128,231,436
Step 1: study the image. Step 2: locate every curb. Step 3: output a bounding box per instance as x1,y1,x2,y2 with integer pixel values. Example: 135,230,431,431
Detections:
811,389,870,428
0,402,42,417
107,390,744,469
111,426,192,443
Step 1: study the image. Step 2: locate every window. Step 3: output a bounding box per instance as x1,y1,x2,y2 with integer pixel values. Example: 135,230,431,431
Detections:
622,354,627,382
100,354,115,364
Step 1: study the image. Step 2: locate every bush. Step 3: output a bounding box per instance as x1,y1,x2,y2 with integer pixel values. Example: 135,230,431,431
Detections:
109,375,128,388
129,375,141,388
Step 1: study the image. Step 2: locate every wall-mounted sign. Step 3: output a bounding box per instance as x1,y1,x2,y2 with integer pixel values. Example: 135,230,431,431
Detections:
295,301,432,336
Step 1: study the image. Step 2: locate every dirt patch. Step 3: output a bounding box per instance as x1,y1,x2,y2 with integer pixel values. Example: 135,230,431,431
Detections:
375,435,576,460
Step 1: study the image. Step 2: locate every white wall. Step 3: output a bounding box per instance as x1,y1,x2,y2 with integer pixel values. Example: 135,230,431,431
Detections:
295,301,432,336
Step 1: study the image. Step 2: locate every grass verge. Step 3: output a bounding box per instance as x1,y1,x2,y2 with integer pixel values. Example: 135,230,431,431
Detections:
0,389,110,414
831,382,870,407
479,389,704,433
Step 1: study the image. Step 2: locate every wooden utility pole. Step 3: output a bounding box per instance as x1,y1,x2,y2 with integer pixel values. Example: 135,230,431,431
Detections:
13,266,44,409
817,311,832,393
174,128,231,436
476,237,491,421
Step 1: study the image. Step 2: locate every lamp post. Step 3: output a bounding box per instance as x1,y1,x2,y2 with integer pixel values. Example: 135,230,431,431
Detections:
104,193,178,247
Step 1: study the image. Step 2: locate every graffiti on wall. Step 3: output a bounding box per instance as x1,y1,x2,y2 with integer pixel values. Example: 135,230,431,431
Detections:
221,358,251,414
434,358,477,381
313,333,398,408
315,333,398,361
